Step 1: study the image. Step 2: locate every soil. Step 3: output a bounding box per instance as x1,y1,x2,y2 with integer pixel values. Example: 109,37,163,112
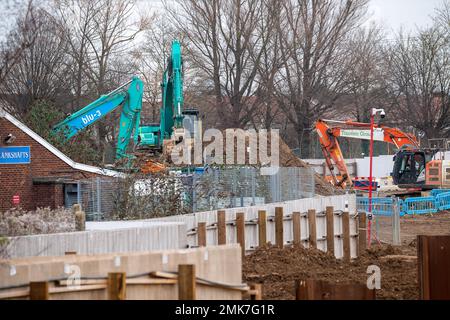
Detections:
399,211,450,244
243,211,450,300
243,244,418,300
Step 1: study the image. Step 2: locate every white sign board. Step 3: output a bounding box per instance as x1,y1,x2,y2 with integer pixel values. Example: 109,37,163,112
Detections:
340,129,384,142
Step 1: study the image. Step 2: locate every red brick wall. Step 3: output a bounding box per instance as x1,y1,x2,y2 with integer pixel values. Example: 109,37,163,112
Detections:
33,184,65,209
0,117,100,211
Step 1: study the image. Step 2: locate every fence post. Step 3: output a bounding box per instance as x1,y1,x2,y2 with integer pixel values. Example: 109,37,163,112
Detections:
392,197,401,246
30,281,49,300
236,212,245,257
342,212,351,262
326,207,335,256
275,207,284,248
178,264,196,300
77,181,81,206
108,272,127,300
96,177,101,219
72,204,81,214
292,212,301,246
217,210,226,245
197,222,206,247
258,210,267,247
308,209,317,249
73,204,85,232
358,212,367,255
249,283,262,300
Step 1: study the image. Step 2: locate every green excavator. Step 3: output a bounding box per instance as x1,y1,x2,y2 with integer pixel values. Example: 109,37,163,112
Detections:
53,40,197,166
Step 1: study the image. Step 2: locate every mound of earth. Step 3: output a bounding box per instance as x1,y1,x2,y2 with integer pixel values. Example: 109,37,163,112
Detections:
243,244,418,300
277,138,342,196
159,129,341,196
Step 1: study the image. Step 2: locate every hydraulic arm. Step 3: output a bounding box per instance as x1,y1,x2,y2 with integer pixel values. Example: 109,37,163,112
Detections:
53,76,144,160
160,40,184,144
140,40,195,153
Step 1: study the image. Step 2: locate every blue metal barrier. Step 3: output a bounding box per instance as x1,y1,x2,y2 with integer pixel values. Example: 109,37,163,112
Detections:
358,189,450,216
402,196,438,215
431,189,450,197
356,197,395,216
436,191,450,211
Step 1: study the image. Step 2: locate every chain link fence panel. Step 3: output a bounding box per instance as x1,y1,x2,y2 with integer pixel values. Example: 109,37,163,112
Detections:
76,166,315,221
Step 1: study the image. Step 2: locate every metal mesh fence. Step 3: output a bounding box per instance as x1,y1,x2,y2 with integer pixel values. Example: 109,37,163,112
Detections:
356,196,401,245
76,166,315,221
190,166,315,212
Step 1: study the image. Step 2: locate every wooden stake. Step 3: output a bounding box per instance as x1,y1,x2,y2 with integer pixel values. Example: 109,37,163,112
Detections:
72,204,81,214
178,264,196,300
295,280,307,300
358,212,367,255
197,222,206,247
308,209,317,249
108,272,127,300
250,283,262,300
217,210,226,245
326,206,335,256
236,212,245,257
258,210,267,247
275,207,284,248
75,210,86,231
342,212,351,262
292,212,301,246
30,282,49,300
296,279,376,300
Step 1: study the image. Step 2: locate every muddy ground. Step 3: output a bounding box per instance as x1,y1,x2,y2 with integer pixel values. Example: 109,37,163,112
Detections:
400,211,450,244
243,211,450,300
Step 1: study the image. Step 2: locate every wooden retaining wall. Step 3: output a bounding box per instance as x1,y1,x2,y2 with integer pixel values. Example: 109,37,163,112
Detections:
5,222,187,259
0,245,246,300
151,194,361,259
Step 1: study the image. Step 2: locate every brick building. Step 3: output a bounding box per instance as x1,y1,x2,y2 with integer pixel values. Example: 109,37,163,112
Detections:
0,109,124,212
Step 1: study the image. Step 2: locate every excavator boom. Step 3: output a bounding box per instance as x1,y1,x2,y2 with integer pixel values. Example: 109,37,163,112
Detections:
53,76,144,160
315,119,421,189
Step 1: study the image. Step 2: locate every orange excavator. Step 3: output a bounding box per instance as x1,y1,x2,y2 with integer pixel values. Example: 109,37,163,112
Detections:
315,119,436,189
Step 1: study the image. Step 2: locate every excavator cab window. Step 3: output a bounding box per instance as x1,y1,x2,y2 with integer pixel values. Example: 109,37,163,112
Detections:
392,150,426,186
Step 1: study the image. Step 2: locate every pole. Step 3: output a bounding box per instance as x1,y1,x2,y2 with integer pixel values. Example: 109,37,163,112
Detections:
367,112,375,248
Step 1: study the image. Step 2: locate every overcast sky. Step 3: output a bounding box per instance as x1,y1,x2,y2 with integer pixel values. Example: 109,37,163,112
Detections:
0,0,446,40
367,0,444,34
141,0,445,35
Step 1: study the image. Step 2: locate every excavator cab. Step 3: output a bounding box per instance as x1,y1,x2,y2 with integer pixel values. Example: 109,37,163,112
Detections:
392,148,438,187
137,124,161,150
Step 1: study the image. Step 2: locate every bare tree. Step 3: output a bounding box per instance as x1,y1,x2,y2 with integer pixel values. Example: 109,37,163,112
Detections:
0,1,37,91
53,0,101,110
340,25,389,156
165,0,279,129
0,6,70,118
385,20,450,142
272,0,369,158
133,16,173,124
54,0,151,164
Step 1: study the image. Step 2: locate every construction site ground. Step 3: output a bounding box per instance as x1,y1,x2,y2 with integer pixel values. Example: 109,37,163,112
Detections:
243,211,450,300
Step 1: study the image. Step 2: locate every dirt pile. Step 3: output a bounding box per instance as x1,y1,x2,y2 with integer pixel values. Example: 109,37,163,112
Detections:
243,244,418,300
277,138,341,196
147,128,340,196
210,130,342,196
